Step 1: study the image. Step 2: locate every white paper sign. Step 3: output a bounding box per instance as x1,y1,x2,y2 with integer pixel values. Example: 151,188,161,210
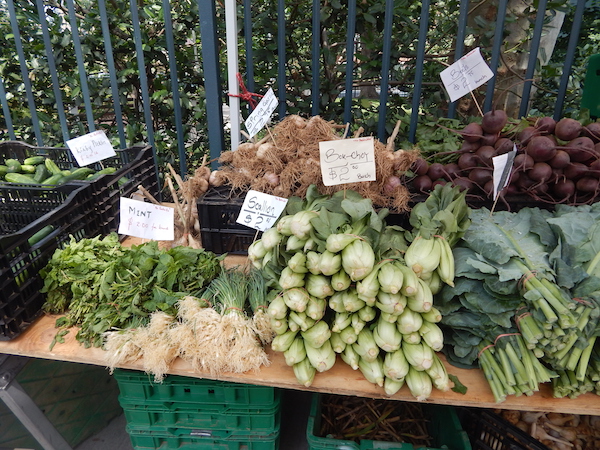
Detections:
66,130,116,166
492,146,517,200
440,48,494,103
244,88,278,139
236,190,288,231
118,197,175,240
319,136,376,187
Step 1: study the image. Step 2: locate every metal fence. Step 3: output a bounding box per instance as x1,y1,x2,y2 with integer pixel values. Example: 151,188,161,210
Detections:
0,0,589,174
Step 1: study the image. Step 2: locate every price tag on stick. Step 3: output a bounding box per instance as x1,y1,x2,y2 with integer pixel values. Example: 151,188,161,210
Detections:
319,137,376,186
244,88,278,139
237,190,288,232
492,146,517,200
118,197,175,241
66,130,116,166
440,47,494,103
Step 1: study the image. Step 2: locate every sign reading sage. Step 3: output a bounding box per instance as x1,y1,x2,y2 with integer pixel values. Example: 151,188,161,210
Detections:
118,197,175,241
236,190,288,232
319,136,376,186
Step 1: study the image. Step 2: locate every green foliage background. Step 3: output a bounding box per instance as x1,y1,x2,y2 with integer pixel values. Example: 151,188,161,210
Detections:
0,0,598,173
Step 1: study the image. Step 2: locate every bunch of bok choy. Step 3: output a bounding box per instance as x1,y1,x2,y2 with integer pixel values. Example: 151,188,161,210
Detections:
250,184,470,400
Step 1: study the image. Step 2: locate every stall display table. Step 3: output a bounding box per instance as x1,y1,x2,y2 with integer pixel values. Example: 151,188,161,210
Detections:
0,314,599,417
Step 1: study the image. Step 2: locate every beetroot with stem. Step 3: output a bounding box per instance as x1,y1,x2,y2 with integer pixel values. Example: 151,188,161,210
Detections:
412,158,429,176
528,162,553,183
412,175,433,193
443,163,461,181
480,133,500,146
552,178,575,200
495,137,515,155
476,145,496,167
468,167,493,185
554,118,583,141
460,140,481,153
458,152,479,170
576,177,599,194
534,116,556,134
589,159,600,178
517,126,539,146
514,153,535,171
452,176,474,192
564,162,590,180
548,150,571,169
561,136,596,163
583,122,600,143
481,109,508,134
427,162,446,181
461,122,483,143
526,135,556,162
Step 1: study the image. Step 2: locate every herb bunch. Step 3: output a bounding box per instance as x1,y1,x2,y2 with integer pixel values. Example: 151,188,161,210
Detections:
41,233,223,348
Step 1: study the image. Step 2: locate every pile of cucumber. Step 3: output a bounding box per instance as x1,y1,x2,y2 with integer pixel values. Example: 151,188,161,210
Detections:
0,156,116,185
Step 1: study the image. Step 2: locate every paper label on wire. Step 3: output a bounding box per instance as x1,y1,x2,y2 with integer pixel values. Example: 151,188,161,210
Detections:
66,130,116,166
492,146,517,200
244,88,278,139
319,136,376,186
440,48,494,103
236,190,288,231
118,197,175,240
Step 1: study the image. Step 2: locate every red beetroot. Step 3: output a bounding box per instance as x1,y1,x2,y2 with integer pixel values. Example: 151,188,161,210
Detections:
481,110,508,134
555,118,583,141
535,116,556,134
526,136,556,162
476,146,496,167
461,122,483,143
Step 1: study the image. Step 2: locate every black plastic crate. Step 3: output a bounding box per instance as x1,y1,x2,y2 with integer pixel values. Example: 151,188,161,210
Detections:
458,408,550,450
1,141,160,233
0,142,159,339
0,182,97,339
197,187,258,255
73,144,160,234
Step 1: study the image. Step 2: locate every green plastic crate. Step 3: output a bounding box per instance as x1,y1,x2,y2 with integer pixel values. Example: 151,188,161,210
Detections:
123,395,281,433
306,394,472,450
126,427,280,450
114,369,277,408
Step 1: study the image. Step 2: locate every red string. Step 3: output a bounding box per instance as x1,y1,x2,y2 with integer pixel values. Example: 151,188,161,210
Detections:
228,73,263,109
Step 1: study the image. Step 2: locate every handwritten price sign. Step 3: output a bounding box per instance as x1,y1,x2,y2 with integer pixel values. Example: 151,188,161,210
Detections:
244,88,278,139
66,130,116,166
440,47,494,103
118,197,175,240
236,190,288,232
319,137,376,187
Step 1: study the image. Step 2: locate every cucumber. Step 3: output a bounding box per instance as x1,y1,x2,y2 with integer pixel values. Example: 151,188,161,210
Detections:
44,158,63,175
33,164,50,183
62,167,95,182
40,174,65,185
5,159,22,173
23,155,46,165
0,165,7,177
27,225,54,246
4,173,36,184
61,169,72,176
87,167,117,181
20,164,37,174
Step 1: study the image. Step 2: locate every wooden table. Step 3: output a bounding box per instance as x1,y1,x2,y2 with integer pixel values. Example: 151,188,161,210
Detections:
1,313,599,416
